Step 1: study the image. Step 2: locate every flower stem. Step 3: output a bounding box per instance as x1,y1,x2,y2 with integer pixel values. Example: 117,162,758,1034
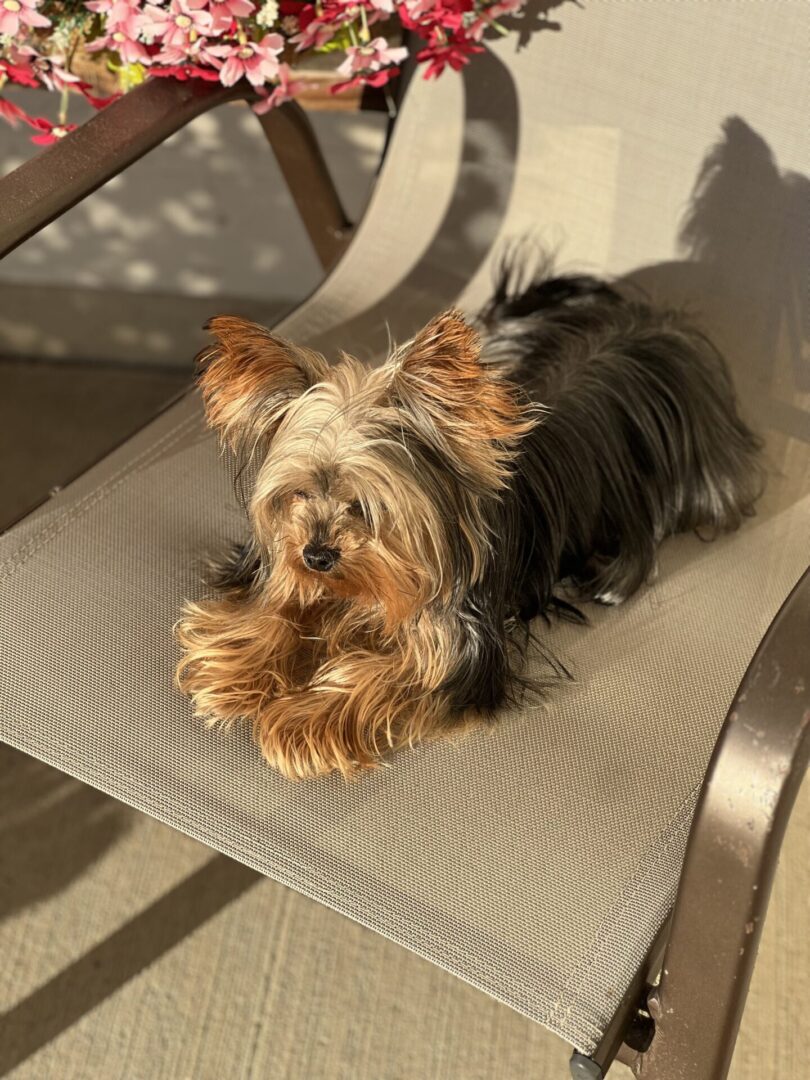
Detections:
58,86,69,126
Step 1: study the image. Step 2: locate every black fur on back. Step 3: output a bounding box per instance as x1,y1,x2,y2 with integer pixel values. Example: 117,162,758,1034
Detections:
439,255,764,714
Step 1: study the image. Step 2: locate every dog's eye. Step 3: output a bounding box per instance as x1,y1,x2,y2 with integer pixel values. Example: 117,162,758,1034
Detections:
348,500,367,521
292,490,313,501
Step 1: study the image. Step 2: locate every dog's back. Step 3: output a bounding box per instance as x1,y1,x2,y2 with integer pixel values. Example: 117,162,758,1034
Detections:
475,257,764,613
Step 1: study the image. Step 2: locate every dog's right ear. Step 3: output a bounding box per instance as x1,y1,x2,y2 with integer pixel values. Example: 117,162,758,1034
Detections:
198,316,328,454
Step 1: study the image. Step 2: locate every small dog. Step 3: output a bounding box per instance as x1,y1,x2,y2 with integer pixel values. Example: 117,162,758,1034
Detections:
176,258,763,780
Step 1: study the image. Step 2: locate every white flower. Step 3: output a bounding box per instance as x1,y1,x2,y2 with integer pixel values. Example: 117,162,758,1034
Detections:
49,23,74,49
256,0,279,27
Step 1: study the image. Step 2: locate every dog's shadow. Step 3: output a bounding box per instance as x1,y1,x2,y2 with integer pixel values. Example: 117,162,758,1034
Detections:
0,744,130,924
622,116,810,461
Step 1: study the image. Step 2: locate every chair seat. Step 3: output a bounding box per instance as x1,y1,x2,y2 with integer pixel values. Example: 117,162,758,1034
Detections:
1,367,806,1052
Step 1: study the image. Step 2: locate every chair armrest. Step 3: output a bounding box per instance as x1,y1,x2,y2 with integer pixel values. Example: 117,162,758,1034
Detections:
0,79,247,259
636,566,810,1079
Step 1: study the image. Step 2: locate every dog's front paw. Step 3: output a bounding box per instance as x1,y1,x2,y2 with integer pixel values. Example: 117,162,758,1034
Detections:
254,691,382,781
175,600,278,728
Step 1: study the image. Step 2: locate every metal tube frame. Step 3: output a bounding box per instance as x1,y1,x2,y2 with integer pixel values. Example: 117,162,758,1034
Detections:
634,566,810,1078
578,567,810,1078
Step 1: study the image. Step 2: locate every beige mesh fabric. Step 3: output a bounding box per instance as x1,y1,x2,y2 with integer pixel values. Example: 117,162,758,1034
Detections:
2,1,808,1054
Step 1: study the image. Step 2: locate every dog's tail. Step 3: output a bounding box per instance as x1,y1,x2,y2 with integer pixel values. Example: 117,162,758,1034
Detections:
478,246,620,328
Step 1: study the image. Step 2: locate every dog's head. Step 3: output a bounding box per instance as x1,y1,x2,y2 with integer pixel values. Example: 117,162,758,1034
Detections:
198,312,534,627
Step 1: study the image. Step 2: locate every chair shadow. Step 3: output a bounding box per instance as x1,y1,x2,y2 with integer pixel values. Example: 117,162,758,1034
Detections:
307,46,521,359
546,115,810,690
0,745,129,924
0,848,258,1077
0,744,259,1076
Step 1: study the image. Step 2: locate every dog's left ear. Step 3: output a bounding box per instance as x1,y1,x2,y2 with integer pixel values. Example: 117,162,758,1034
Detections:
197,316,328,454
391,310,533,482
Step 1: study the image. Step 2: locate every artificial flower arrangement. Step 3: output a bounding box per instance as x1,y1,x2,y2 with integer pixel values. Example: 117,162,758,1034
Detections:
0,0,524,144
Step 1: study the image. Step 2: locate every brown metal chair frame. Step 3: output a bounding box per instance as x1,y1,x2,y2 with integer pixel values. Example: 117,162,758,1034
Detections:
0,74,807,1080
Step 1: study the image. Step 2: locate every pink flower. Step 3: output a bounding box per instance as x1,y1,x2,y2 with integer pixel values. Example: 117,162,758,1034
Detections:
86,0,137,19
332,63,401,95
86,0,152,64
0,0,50,37
211,34,284,87
86,27,152,65
153,36,224,69
252,61,304,113
86,0,145,33
483,0,524,15
290,17,338,51
337,37,407,78
85,0,125,13
143,0,213,47
11,46,80,93
208,0,256,34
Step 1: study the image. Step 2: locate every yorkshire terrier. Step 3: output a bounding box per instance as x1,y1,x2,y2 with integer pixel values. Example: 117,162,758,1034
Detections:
176,258,763,780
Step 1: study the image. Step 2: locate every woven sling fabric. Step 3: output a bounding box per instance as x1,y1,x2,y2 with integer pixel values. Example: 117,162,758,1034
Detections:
1,2,808,1055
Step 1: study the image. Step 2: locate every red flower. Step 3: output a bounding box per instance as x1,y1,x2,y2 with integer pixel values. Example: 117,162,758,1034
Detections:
149,63,221,82
290,0,346,50
76,83,121,109
0,58,40,88
26,116,78,144
398,0,473,33
0,97,76,142
0,95,33,126
331,64,401,94
416,36,483,78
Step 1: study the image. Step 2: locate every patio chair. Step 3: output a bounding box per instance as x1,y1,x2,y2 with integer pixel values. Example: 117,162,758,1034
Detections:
1,3,808,1077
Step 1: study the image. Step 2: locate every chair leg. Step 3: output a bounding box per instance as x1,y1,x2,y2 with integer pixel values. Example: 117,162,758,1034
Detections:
255,101,353,272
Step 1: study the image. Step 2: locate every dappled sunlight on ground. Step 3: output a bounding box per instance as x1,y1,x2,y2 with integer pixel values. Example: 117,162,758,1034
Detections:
0,88,387,364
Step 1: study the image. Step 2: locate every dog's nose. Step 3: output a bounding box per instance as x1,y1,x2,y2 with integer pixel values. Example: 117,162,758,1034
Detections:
302,543,340,572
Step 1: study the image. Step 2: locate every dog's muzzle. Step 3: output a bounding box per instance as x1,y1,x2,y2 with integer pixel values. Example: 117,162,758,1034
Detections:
302,543,340,573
